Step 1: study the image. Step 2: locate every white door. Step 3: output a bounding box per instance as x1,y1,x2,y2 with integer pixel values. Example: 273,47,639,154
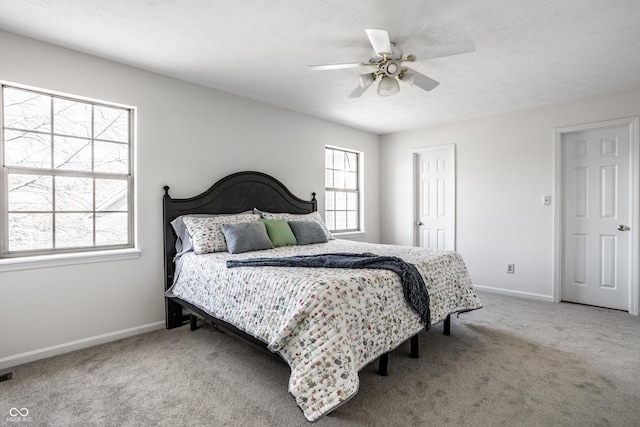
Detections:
413,145,455,250
562,125,631,310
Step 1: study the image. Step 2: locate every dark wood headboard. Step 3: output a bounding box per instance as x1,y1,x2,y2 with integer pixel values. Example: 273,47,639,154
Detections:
162,171,317,328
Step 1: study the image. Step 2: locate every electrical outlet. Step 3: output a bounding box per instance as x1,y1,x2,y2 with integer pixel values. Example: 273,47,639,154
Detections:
507,264,515,274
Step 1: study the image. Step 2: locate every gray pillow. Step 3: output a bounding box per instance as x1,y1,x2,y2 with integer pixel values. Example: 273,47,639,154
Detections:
221,221,274,254
170,216,192,256
288,220,329,245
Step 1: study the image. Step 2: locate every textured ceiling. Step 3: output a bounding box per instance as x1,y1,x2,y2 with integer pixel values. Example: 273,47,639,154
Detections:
0,0,639,135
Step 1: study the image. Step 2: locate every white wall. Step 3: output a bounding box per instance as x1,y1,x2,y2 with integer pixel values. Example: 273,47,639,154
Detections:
0,30,380,367
381,89,640,301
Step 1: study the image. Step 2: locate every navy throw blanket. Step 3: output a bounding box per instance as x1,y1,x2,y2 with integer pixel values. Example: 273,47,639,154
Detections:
227,252,431,328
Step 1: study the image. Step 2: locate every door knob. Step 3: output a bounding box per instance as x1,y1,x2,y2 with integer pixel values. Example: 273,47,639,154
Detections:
617,224,628,231
416,221,423,226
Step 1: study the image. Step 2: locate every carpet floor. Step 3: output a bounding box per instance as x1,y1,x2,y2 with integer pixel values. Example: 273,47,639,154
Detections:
2,291,639,426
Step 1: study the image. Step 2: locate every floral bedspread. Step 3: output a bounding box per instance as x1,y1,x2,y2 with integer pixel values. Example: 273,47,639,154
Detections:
167,239,482,421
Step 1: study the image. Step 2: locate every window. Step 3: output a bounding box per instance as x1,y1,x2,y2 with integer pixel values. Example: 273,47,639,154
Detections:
325,146,360,233
1,84,134,257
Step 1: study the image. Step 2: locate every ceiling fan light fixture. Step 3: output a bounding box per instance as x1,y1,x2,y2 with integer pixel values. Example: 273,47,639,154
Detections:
377,76,400,96
359,72,375,89
398,70,416,86
382,60,401,77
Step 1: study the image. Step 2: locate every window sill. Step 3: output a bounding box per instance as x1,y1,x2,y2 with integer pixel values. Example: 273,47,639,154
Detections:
0,248,142,273
332,231,366,239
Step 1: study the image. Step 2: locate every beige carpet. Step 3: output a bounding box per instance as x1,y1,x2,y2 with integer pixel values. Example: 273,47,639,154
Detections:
2,291,639,426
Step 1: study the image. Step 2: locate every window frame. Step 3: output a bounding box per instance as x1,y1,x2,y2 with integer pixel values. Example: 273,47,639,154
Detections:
0,82,136,260
324,145,363,234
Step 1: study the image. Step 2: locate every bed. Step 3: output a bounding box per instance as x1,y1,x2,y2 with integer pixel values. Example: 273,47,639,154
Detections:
163,171,482,421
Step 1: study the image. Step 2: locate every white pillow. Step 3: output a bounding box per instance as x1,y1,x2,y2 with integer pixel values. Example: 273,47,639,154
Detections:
171,211,254,257
182,214,260,254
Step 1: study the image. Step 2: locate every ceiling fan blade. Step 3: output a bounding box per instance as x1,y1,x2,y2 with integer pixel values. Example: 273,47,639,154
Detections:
412,40,476,61
365,29,392,56
348,85,368,98
413,71,440,91
401,68,440,91
307,62,373,71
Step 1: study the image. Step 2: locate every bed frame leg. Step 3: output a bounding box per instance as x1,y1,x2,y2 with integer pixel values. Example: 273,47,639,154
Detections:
166,298,185,329
378,353,389,376
410,334,419,358
443,314,451,336
190,314,198,331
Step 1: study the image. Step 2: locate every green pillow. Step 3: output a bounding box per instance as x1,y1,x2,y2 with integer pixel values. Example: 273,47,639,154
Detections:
258,218,297,247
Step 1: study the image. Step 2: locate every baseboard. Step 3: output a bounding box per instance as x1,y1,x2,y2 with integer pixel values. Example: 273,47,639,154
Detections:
0,321,165,370
473,285,554,302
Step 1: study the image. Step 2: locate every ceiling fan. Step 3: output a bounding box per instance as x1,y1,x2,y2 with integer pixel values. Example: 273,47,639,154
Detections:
308,29,476,98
